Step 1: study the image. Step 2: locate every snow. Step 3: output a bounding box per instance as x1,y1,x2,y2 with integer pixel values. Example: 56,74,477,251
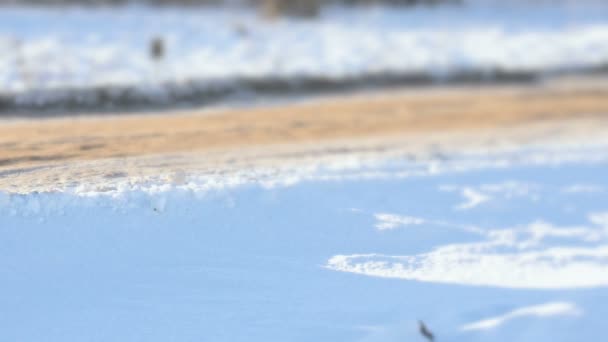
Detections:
2,139,608,341
327,214,608,288
455,187,491,210
374,213,426,230
460,302,582,331
1,2,608,109
440,181,539,210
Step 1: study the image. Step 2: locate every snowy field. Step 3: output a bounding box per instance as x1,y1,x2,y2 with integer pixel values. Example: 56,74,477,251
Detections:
2,140,608,341
1,2,608,111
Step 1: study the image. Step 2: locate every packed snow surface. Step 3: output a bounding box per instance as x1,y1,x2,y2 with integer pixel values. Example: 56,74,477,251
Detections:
2,141,608,341
1,2,608,95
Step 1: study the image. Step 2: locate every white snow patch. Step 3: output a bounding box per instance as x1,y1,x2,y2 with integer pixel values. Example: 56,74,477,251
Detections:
327,214,608,289
374,213,426,230
461,302,582,331
441,181,539,210
457,187,490,210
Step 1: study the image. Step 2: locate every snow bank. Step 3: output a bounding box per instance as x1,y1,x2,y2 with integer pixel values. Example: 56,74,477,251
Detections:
1,2,607,111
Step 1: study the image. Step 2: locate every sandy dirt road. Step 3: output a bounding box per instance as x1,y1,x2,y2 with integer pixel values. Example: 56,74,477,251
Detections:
2,79,608,166
1,77,608,192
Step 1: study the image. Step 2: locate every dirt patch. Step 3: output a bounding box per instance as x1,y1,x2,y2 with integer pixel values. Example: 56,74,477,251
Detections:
0,78,607,173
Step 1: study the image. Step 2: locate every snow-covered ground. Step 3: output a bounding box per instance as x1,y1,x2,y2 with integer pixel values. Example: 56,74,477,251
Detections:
1,2,608,111
2,140,608,341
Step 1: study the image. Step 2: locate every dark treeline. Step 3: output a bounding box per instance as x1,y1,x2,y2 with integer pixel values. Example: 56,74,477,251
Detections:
0,0,593,6
259,0,462,17
0,0,464,17
0,0,465,17
0,0,462,6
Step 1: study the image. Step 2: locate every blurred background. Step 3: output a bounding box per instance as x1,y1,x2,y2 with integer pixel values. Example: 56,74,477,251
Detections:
2,7,608,341
0,0,607,114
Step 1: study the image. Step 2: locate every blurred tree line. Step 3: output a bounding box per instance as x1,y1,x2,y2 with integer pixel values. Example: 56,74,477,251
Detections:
0,0,592,6
0,0,461,4
0,0,462,10
0,0,466,17
259,0,462,17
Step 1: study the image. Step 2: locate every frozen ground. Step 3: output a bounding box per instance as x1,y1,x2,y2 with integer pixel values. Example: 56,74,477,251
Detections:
1,2,608,111
2,140,608,341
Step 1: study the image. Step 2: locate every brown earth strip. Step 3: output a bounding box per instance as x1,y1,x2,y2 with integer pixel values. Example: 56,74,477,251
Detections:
1,80,608,173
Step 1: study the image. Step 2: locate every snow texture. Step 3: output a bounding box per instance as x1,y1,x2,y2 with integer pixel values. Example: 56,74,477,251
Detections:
2,140,608,341
460,302,582,331
1,2,608,110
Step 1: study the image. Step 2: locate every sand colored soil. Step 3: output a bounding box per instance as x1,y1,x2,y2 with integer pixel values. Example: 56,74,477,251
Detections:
1,78,608,174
